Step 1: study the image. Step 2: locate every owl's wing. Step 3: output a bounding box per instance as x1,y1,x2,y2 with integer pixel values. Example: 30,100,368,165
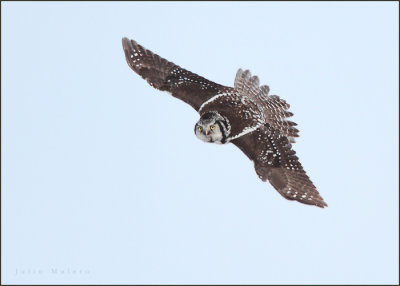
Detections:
122,37,231,111
231,124,327,208
234,69,299,142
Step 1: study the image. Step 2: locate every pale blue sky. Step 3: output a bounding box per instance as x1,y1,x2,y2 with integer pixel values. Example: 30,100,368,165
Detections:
2,1,399,284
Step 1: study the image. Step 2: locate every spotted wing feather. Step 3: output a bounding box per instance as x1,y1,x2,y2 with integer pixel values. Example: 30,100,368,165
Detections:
232,124,327,208
122,37,231,111
234,69,299,142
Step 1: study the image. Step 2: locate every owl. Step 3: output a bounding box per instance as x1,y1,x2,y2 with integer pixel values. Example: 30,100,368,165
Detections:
122,37,327,208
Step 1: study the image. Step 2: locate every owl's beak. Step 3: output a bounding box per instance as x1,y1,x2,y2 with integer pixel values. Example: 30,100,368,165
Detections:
205,130,209,135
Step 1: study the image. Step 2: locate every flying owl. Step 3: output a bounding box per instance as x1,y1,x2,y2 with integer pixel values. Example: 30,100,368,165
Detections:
121,37,327,208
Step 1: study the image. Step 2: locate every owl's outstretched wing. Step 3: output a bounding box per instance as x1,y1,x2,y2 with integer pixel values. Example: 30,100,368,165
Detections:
234,69,299,142
231,124,327,208
122,37,231,111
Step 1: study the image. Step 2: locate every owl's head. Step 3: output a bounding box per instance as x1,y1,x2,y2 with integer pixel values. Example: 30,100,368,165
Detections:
194,111,231,144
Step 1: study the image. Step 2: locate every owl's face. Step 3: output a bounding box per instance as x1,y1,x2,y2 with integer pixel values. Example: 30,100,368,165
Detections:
194,112,230,144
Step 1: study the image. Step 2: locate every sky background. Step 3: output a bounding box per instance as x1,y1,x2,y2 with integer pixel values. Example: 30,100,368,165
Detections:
1,1,399,284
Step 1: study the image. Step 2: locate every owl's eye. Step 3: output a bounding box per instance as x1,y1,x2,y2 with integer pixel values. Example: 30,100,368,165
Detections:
198,126,203,132
210,125,215,130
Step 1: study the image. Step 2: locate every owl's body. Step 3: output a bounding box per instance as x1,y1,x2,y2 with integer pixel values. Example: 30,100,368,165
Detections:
122,37,327,208
199,93,263,142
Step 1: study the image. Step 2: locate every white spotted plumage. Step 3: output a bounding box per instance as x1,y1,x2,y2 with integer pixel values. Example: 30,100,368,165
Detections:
198,93,232,113
227,123,263,142
122,37,327,208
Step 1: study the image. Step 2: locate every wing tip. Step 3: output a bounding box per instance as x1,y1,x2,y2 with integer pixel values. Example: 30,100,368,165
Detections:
121,37,136,71
121,37,131,49
122,37,143,53
315,200,328,208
